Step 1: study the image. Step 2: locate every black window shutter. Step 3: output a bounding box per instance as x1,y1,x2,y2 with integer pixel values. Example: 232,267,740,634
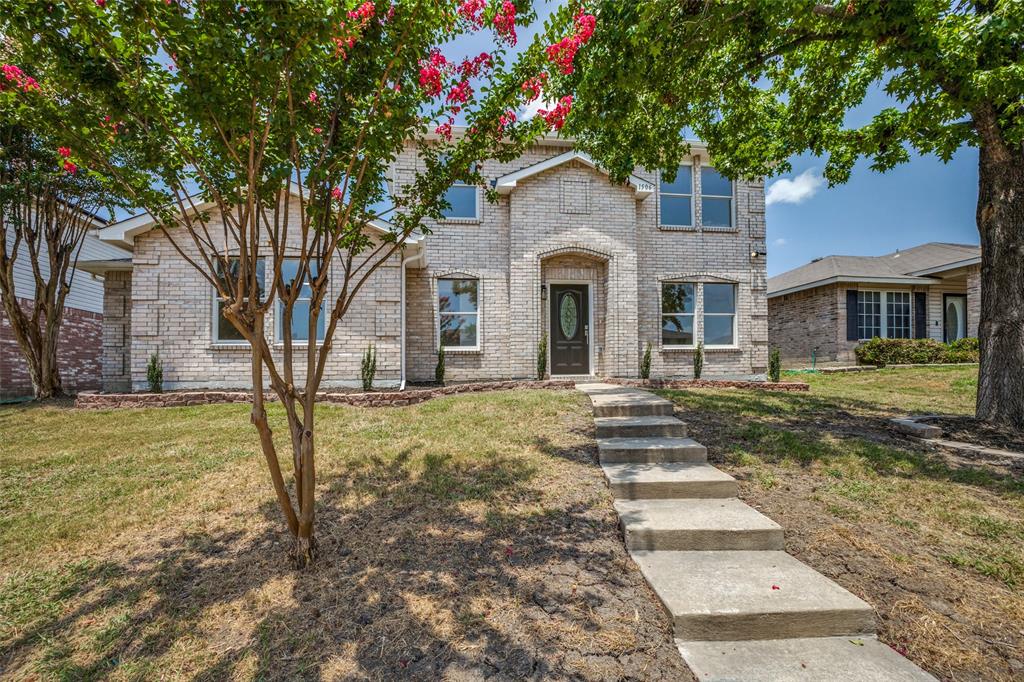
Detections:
914,292,927,338
846,290,859,341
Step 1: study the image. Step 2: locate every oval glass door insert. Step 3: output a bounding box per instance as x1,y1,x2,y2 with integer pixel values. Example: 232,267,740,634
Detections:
559,293,578,339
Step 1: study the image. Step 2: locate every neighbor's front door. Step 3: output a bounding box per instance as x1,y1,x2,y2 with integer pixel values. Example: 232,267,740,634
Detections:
550,284,590,375
944,294,968,342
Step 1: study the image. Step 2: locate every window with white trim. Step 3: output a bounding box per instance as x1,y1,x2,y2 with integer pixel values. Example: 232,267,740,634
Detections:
703,283,736,346
276,259,325,342
438,278,479,349
701,167,734,228
858,290,912,339
659,166,693,227
441,163,478,220
661,282,695,346
213,258,265,344
857,291,882,339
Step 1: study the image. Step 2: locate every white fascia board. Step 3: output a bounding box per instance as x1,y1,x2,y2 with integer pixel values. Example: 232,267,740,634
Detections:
905,256,982,277
767,275,942,298
493,150,653,198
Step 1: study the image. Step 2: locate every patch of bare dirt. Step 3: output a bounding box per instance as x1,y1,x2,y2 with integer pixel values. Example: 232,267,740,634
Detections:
924,416,1024,453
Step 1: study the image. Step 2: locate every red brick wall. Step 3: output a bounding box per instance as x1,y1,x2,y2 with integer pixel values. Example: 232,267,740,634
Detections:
0,297,103,398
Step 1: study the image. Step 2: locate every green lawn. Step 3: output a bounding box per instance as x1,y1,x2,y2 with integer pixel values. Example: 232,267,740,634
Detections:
658,365,1023,681
0,390,690,681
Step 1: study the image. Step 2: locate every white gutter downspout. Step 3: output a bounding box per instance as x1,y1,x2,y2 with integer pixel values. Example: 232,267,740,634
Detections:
399,246,426,390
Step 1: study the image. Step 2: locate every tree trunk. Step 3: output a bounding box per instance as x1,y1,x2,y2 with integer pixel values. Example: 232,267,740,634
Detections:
975,139,1024,429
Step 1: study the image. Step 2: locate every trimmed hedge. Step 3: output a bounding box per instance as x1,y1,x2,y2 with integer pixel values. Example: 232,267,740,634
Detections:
854,337,979,367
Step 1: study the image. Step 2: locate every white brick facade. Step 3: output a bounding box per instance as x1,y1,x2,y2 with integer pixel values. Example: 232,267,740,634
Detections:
103,140,769,390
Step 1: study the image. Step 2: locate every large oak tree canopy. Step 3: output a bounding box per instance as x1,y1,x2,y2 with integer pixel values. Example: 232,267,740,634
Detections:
546,0,1024,427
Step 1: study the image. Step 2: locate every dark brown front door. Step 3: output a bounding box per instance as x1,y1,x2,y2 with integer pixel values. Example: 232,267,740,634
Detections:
550,284,590,375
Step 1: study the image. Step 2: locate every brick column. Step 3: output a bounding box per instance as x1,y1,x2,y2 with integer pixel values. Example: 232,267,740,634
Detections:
102,270,132,392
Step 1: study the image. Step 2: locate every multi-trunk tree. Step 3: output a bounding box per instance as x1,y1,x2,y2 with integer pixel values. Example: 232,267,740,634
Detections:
544,0,1024,428
2,0,595,565
0,70,113,399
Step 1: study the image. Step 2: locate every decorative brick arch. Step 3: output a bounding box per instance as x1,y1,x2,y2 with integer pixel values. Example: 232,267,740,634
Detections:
536,244,613,263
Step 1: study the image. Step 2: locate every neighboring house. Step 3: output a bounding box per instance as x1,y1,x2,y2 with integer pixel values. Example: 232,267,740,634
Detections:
768,242,981,363
81,135,769,392
0,226,131,399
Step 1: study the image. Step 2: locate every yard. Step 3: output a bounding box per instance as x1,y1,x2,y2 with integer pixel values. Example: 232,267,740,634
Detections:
1,368,1022,681
0,391,689,681
658,365,1024,682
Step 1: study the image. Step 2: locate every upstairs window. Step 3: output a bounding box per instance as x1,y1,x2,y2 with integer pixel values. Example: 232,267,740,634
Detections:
661,282,695,346
441,164,479,220
438,278,479,349
659,166,693,228
701,167,734,228
276,259,325,342
703,283,736,346
213,258,265,344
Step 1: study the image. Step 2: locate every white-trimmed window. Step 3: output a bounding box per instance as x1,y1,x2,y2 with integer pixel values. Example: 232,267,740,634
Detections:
857,291,882,339
213,258,265,344
661,282,695,346
703,283,736,346
276,259,325,343
701,167,734,229
858,290,911,340
438,278,479,349
441,180,478,220
659,165,694,228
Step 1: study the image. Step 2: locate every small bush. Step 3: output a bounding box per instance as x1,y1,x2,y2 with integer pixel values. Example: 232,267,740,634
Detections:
854,337,979,367
693,341,704,379
768,346,781,382
536,333,547,380
360,343,376,391
640,342,652,380
146,351,163,393
435,346,446,385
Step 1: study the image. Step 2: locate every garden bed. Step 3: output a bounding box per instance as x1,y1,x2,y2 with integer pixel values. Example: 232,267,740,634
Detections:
921,416,1024,454
608,377,810,392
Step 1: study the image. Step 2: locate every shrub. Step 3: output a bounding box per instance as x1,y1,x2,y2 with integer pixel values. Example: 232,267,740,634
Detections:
146,351,163,393
768,346,781,382
536,333,547,380
854,337,979,367
435,346,446,385
360,343,376,391
693,341,704,379
640,342,652,380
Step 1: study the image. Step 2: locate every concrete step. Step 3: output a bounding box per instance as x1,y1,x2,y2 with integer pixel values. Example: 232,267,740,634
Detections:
590,391,675,418
632,550,875,641
615,499,784,551
597,437,705,464
602,462,738,499
677,636,936,681
595,415,687,439
576,382,630,395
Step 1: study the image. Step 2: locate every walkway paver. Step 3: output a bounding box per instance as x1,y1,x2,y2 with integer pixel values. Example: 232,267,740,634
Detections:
578,382,936,681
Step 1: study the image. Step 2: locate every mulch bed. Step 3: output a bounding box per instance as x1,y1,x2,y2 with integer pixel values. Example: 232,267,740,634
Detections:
922,416,1024,453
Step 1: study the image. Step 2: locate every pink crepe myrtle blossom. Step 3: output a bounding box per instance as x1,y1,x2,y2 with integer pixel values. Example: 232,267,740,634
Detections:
446,79,472,106
313,126,323,134
544,9,596,75
62,161,78,174
308,90,319,105
95,0,106,7
493,1,517,45
538,95,572,130
331,186,344,201
520,72,547,102
58,146,71,158
498,109,516,130
347,1,375,21
418,50,449,98
457,52,493,79
457,0,486,27
1,64,41,93
435,122,453,140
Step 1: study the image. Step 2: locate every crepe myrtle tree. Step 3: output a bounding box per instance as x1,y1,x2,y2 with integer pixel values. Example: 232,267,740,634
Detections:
0,101,114,399
545,1,1024,428
3,0,597,565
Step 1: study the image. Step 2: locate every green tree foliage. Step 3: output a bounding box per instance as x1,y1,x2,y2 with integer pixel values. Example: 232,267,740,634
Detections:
545,1,1024,428
1,0,600,564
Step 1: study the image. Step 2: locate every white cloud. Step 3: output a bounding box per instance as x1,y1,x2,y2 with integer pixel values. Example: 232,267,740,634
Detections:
773,238,787,246
520,93,551,120
765,168,825,206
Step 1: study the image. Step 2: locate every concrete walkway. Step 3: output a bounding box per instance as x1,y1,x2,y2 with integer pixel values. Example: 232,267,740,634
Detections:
579,382,935,681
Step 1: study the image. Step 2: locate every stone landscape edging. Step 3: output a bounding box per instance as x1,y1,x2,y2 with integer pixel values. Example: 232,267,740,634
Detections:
890,415,1024,462
605,377,810,392
75,379,575,410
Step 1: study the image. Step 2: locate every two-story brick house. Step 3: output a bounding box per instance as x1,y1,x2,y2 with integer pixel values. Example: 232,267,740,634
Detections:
82,134,769,391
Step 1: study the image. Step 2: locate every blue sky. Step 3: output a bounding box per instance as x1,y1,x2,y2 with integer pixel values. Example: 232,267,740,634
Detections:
450,2,981,278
